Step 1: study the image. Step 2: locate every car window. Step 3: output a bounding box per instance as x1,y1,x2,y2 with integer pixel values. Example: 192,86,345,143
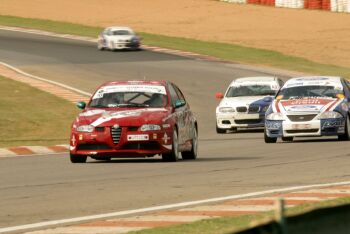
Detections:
226,85,277,97
173,85,186,102
111,30,132,36
168,84,180,107
278,79,284,88
278,85,343,100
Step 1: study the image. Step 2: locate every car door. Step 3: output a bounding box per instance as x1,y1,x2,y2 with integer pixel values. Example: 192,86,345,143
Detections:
168,83,187,145
173,84,192,142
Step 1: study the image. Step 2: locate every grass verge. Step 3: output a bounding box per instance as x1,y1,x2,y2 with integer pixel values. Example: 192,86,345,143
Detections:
127,197,350,234
1,15,350,78
0,76,78,147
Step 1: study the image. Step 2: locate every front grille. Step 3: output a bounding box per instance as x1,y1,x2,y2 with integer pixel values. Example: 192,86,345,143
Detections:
111,126,122,144
287,114,317,122
234,119,262,124
248,106,260,113
236,106,247,112
286,129,318,134
128,126,139,131
77,143,111,151
122,142,160,150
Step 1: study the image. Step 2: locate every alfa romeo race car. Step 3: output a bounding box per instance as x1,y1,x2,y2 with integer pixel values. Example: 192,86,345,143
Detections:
97,26,141,51
264,76,350,143
215,77,284,133
70,81,198,163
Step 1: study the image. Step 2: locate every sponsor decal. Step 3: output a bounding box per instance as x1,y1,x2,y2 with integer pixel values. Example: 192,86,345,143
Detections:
79,134,83,141
266,120,282,130
127,134,149,141
79,109,105,117
162,132,171,144
92,85,166,99
153,133,158,140
321,119,344,129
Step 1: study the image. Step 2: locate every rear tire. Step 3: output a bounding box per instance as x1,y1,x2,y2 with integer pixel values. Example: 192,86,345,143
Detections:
182,127,198,160
70,154,87,163
162,129,179,162
264,129,277,143
338,116,350,141
216,125,226,134
282,136,293,142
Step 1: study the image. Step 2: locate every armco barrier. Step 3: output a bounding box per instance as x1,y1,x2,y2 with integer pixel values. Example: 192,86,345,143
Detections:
233,203,350,234
221,0,350,12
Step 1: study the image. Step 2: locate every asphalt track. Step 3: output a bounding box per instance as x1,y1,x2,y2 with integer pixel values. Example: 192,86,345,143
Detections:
1,29,350,229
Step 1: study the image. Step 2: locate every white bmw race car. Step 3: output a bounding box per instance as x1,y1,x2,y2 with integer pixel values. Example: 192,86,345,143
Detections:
97,26,141,51
216,77,284,133
264,76,350,143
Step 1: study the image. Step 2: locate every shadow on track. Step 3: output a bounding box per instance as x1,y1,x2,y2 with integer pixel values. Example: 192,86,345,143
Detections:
88,156,260,164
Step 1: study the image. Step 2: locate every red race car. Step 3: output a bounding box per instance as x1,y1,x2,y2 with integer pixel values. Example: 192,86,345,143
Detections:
70,80,198,163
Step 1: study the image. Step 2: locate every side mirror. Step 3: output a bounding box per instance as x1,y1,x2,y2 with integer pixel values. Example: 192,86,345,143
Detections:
215,92,224,99
175,100,186,108
76,101,86,110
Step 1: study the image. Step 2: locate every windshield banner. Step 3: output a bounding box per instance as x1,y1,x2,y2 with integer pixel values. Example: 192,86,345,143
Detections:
93,85,167,99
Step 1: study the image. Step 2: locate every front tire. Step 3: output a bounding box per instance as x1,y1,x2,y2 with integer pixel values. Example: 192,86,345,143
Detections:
338,116,350,141
182,127,198,160
70,154,87,163
264,129,277,143
162,129,179,162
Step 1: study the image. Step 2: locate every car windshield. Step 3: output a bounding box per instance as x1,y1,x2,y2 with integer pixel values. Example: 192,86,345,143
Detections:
89,85,168,108
278,85,342,100
111,30,132,36
226,85,277,97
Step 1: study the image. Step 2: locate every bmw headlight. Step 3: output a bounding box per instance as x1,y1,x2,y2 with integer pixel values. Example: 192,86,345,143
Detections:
140,124,161,131
77,125,94,133
317,111,343,119
219,107,235,113
266,112,285,121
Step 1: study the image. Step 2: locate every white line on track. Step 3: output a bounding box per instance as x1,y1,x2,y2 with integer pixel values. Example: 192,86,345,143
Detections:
1,181,350,233
0,62,92,97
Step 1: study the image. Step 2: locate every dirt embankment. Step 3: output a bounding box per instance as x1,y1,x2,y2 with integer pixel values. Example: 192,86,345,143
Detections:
0,0,349,67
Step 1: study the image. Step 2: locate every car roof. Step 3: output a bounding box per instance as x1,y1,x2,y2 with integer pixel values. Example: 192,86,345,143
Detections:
105,26,133,32
229,76,278,86
283,76,343,89
100,80,167,87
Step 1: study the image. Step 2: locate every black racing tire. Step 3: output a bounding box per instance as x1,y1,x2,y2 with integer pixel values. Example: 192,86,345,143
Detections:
216,125,226,134
264,129,277,143
70,154,87,163
182,127,198,160
338,115,350,141
282,136,294,142
162,129,179,162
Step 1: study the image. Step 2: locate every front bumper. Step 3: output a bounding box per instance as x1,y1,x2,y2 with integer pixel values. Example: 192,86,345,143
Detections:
216,112,265,129
265,118,345,138
110,41,140,49
70,126,172,158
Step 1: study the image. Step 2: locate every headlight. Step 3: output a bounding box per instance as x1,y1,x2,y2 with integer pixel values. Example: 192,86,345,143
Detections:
266,112,285,121
317,111,343,119
219,107,235,113
77,125,94,133
140,124,161,131
262,105,270,112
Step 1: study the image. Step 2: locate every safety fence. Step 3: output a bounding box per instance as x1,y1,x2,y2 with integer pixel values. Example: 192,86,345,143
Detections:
221,0,350,12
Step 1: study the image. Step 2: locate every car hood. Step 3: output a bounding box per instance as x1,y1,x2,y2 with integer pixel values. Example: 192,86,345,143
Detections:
278,98,339,113
219,96,273,108
107,35,135,41
76,108,170,127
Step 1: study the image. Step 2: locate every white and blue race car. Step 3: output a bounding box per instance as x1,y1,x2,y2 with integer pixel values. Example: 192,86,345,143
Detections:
97,26,141,51
216,77,284,133
264,76,350,143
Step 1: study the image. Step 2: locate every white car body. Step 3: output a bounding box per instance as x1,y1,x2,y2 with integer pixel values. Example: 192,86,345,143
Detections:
216,77,282,132
97,26,141,50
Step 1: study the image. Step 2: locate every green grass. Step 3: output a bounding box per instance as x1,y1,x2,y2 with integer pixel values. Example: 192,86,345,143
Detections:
1,15,350,78
127,197,350,234
0,76,79,147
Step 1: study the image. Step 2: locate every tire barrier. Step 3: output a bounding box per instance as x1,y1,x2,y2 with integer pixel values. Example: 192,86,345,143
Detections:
221,0,350,12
